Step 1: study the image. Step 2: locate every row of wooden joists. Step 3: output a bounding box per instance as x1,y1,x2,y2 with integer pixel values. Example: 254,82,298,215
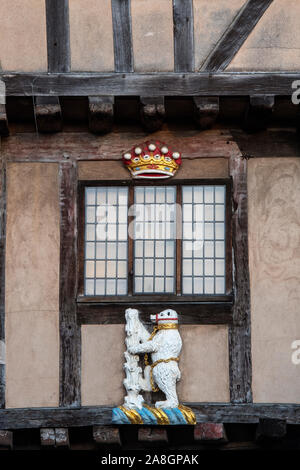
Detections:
0,95,276,137
0,419,289,450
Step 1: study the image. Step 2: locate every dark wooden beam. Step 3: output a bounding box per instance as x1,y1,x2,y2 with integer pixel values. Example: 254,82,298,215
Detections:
111,0,133,72
0,156,6,408
0,105,8,137
46,0,70,73
59,162,81,407
140,96,165,133
194,423,227,442
229,154,252,403
1,404,300,429
202,0,274,72
93,426,121,445
88,96,114,134
77,301,233,325
231,129,300,158
35,96,62,133
1,72,299,97
193,97,219,130
243,95,275,133
138,427,168,443
173,0,194,72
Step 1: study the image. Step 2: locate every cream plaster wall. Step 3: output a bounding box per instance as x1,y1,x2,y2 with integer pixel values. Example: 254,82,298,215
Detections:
0,0,47,71
5,163,60,408
228,0,300,71
81,324,229,406
69,0,114,71
194,0,245,70
131,0,174,72
248,158,300,403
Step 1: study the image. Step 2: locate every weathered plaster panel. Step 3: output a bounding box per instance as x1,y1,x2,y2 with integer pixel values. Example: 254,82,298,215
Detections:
194,0,245,70
248,158,300,403
5,163,60,408
70,0,114,71
131,0,174,72
228,0,300,71
0,0,47,71
81,324,229,406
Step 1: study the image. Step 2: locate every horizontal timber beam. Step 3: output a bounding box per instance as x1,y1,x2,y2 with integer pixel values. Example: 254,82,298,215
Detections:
1,404,300,429
1,73,299,97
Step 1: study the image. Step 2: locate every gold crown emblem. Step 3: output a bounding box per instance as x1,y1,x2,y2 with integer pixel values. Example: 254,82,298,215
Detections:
122,141,182,179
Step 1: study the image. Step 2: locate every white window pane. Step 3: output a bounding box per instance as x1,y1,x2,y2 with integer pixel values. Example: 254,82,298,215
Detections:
183,259,193,276
144,277,154,292
194,260,203,276
193,240,204,258
86,206,95,223
166,222,175,239
96,225,107,241
86,242,95,259
215,205,224,222
107,242,116,259
106,279,116,295
96,242,105,259
165,278,174,292
135,277,143,293
215,223,225,240
86,224,95,241
216,259,225,276
204,277,214,294
166,241,174,258
85,279,94,295
96,206,107,224
156,187,165,203
205,241,214,258
118,224,128,241
117,279,127,295
144,258,154,275
118,242,127,259
155,222,165,239
118,188,128,205
204,223,214,239
155,277,164,292
145,187,155,203
118,261,127,278
215,186,225,204
194,222,204,240
96,261,105,277
107,206,117,223
205,259,214,276
135,240,143,257
97,188,106,205
107,188,117,204
204,186,214,203
183,223,193,239
155,241,164,257
215,241,225,258
183,204,193,221
134,204,144,221
166,187,175,203
135,259,143,276
215,277,225,294
144,240,154,257
194,277,203,294
182,277,193,294
155,259,165,276
107,224,116,240
85,261,95,278
182,186,193,203
135,187,144,203
183,241,194,258
166,259,174,276
86,188,96,205
193,186,203,203
194,204,204,221
95,279,105,295
205,205,214,221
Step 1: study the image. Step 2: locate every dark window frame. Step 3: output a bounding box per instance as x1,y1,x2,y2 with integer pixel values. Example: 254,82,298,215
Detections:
77,178,233,313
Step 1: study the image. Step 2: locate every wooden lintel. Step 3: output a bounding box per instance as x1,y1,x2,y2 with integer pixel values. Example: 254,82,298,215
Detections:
88,96,114,135
243,95,275,132
140,96,165,133
193,97,219,130
35,96,62,133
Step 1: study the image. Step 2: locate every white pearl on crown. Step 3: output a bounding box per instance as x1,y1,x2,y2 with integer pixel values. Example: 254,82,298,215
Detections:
172,152,180,160
161,146,168,154
124,153,132,160
148,143,156,151
135,147,142,155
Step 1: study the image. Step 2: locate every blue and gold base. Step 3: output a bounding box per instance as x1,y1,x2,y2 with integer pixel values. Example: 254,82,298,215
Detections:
112,404,196,425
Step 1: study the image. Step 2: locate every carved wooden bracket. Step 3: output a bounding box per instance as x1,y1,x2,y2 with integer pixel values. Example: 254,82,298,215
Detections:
88,96,114,134
193,97,219,130
35,96,62,133
140,96,165,133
